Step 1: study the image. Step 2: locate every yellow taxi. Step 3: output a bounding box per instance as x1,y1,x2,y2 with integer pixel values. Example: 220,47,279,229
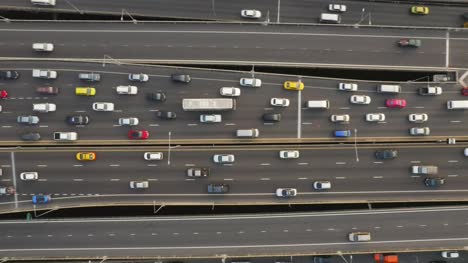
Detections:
410,6,429,15
283,81,304,91
75,87,96,96
76,152,96,161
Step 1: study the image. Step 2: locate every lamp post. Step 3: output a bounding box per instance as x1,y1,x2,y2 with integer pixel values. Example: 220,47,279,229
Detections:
354,128,359,162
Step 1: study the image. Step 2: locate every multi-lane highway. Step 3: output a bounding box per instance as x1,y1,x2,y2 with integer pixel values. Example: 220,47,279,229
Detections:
0,23,467,70
0,61,466,145
1,206,468,259
1,143,467,212
1,0,467,27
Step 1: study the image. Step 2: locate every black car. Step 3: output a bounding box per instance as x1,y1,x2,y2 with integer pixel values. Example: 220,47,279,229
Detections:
147,92,166,102
424,177,445,187
0,70,19,80
21,132,41,141
157,110,176,120
263,113,281,122
66,115,90,125
313,256,332,263
171,73,191,83
374,149,398,160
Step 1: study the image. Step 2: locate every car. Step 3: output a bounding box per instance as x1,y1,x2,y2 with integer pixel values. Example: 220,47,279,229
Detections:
146,92,166,102
200,114,222,123
410,127,430,136
276,188,297,197
32,194,51,204
128,130,149,140
375,149,398,160
461,87,468,96
424,177,445,187
157,110,177,120
32,43,54,52
17,115,40,125
365,113,385,122
76,152,96,161
213,154,235,163
207,183,229,193
348,232,371,242
397,39,421,47
92,102,114,112
118,117,139,126
240,78,262,87
313,181,331,190
330,114,350,123
36,86,59,95
186,167,210,177
144,152,163,160
263,113,281,122
75,87,96,96
21,132,41,141
412,165,438,175
313,256,332,263
171,73,191,83
0,70,19,80
241,9,262,18
411,6,429,15
408,113,428,123
220,87,241,97
129,181,149,189
328,4,347,12
128,73,149,82
338,83,357,91
283,81,304,91
0,90,7,99
279,150,300,159
419,86,442,95
20,172,38,181
386,99,406,108
33,103,56,112
334,130,351,137
428,261,446,263
116,85,138,95
441,251,459,258
270,98,290,107
350,95,371,105
464,148,468,157
79,72,101,82
66,115,89,125
31,0,56,6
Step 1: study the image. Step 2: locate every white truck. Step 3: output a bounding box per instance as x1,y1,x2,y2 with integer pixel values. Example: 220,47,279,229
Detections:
419,86,442,95
53,132,78,141
33,103,56,112
32,69,57,79
411,165,438,175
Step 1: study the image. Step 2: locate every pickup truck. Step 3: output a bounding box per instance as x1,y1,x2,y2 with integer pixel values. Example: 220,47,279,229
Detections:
33,103,56,112
32,69,57,79
419,86,442,95
54,132,78,141
0,186,15,195
411,165,438,175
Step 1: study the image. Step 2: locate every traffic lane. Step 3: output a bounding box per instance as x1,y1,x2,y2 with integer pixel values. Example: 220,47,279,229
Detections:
450,39,468,69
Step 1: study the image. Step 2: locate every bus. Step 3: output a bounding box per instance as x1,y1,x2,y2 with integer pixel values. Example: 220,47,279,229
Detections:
182,98,236,111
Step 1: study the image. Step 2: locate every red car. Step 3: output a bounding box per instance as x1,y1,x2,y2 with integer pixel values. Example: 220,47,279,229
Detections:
128,130,149,140
386,99,407,108
0,90,8,99
461,87,468,96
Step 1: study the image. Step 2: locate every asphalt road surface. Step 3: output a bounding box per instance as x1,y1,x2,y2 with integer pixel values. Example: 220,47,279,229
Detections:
0,206,467,259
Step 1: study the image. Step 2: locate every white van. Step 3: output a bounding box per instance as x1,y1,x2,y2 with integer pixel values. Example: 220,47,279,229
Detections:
236,129,259,138
31,0,56,6
377,84,401,93
319,13,341,24
447,100,468,109
305,100,330,109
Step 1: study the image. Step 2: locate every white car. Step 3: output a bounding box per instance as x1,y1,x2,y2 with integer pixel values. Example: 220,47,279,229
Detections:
32,103,56,112
270,98,290,107
338,83,357,91
241,9,262,19
32,43,54,52
276,188,297,197
408,113,428,123
213,154,235,163
441,251,459,258
328,4,347,12
313,181,331,190
330,114,350,123
118,117,139,126
220,87,241,97
129,181,149,189
31,0,56,6
116,85,138,95
350,95,371,105
20,172,38,181
366,113,385,122
410,127,430,136
464,148,468,157
279,150,300,159
128,73,149,82
200,114,222,123
144,152,163,160
92,102,114,112
240,78,262,87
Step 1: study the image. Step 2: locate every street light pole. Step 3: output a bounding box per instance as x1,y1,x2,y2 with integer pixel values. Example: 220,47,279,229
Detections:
337,251,350,263
168,131,171,165
354,128,359,162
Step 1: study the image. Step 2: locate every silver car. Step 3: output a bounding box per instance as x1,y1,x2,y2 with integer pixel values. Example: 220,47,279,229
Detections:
213,154,235,163
128,73,149,82
338,83,357,91
410,127,430,136
365,113,385,122
330,114,350,123
350,95,371,105
17,115,40,125
200,114,222,123
408,113,428,123
241,9,262,18
118,117,139,126
220,87,241,97
240,78,262,87
92,102,114,112
129,181,149,189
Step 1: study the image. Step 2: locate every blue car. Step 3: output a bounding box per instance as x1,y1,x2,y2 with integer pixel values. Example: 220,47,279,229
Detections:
32,195,51,204
334,130,351,137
